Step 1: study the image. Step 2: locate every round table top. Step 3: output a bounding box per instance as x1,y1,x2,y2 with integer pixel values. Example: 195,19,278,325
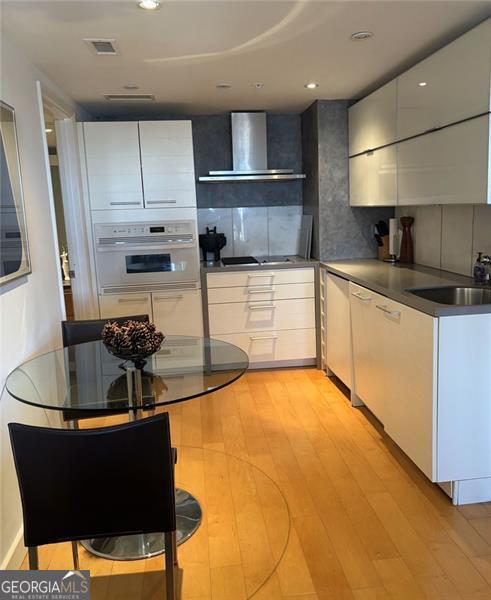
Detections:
5,337,249,414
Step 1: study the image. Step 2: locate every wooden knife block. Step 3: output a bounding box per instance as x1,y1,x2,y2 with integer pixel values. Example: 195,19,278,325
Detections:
378,235,390,261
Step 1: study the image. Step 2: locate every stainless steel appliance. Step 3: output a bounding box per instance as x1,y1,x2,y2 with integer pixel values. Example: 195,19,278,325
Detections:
199,112,306,182
94,221,199,294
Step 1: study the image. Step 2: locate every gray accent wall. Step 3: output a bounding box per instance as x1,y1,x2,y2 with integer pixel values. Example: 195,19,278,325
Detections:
302,100,394,262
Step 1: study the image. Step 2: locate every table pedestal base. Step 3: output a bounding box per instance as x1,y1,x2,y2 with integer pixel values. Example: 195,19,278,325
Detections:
80,488,202,561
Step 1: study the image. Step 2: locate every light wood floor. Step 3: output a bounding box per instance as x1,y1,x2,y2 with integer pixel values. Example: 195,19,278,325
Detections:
21,368,491,599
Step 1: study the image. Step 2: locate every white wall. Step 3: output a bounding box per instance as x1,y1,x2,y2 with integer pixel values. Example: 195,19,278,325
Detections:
0,36,89,569
395,205,491,276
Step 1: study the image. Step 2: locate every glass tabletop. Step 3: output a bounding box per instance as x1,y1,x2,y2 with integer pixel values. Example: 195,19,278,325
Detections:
5,337,249,413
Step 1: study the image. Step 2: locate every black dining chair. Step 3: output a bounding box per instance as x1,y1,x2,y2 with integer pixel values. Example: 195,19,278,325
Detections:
9,413,179,600
61,314,150,426
61,314,149,347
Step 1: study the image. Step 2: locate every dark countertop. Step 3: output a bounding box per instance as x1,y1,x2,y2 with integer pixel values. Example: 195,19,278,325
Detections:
322,259,491,317
201,256,319,273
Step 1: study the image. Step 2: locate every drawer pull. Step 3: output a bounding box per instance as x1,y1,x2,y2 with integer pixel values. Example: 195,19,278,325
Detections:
248,288,275,294
118,297,147,303
351,291,372,302
109,201,141,206
248,273,274,278
249,304,276,310
376,304,401,318
250,335,278,341
154,295,184,301
146,200,177,204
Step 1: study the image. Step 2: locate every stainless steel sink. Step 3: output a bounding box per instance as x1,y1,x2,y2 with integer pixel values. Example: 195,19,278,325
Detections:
408,286,491,306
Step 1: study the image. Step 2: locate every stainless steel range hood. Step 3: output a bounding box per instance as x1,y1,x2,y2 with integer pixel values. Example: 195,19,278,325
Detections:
198,112,306,183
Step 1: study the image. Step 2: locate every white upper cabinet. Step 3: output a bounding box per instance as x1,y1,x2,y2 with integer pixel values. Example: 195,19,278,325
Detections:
398,115,490,206
83,122,144,210
349,145,397,206
397,20,491,140
139,121,197,208
348,80,397,156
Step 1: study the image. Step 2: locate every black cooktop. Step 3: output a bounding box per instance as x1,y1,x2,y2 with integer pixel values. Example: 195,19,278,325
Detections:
221,256,259,266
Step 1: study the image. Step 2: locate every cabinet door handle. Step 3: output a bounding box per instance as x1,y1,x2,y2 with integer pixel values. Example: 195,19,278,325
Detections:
146,200,177,205
118,297,147,303
154,295,184,301
248,288,275,294
248,304,276,310
376,304,401,318
248,273,274,278
250,335,278,341
110,201,141,206
351,291,372,302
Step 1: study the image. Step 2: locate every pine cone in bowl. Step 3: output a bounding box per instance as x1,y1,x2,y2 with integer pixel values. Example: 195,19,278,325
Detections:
102,320,165,365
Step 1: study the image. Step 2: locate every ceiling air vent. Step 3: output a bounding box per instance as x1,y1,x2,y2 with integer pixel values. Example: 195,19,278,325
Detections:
103,94,156,102
84,38,118,55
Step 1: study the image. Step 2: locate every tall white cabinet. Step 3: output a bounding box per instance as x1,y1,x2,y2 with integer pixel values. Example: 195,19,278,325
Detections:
83,122,144,210
83,120,197,210
139,121,197,208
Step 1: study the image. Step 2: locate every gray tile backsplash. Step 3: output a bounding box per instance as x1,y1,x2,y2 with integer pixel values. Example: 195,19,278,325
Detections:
396,205,491,277
198,206,303,258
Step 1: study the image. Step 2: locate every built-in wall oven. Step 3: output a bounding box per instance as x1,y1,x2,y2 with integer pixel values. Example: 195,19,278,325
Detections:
94,220,199,294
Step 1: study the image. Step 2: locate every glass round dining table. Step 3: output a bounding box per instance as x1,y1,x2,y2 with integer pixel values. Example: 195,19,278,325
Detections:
5,336,249,561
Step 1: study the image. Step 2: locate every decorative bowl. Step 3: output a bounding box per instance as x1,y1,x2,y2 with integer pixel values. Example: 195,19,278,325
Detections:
102,320,164,369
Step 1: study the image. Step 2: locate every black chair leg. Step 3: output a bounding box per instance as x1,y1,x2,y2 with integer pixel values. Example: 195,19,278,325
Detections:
164,531,178,600
71,541,80,569
28,547,39,570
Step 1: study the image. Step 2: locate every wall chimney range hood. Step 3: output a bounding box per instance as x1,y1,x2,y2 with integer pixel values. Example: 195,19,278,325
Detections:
198,112,306,183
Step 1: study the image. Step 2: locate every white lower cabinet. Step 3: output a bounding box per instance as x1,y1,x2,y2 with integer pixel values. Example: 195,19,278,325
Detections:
330,274,491,500
349,282,388,422
98,289,203,337
99,293,152,319
152,289,203,337
325,273,352,387
207,268,317,367
379,298,437,480
208,298,315,335
213,329,316,364
349,281,437,480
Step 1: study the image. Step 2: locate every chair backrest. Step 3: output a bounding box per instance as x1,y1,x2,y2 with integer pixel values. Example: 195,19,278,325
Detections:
61,315,149,347
9,413,176,547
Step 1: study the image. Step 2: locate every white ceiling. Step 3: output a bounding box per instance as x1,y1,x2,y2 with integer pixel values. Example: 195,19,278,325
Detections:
3,0,490,117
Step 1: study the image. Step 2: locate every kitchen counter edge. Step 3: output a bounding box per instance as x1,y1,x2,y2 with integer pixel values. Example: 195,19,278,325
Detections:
321,260,491,317
201,259,319,273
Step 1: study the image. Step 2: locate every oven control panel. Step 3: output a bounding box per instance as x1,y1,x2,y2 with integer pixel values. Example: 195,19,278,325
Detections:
95,221,195,240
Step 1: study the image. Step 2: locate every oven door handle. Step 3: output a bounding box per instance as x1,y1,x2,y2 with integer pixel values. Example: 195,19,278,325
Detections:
95,242,195,253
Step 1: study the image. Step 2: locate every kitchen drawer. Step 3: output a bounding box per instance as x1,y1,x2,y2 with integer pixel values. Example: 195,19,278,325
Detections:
207,282,314,304
152,289,203,337
99,293,152,319
208,298,315,335
207,267,315,289
213,329,316,365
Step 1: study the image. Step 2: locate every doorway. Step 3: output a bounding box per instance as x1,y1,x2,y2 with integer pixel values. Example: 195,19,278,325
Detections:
37,82,98,321
43,106,74,319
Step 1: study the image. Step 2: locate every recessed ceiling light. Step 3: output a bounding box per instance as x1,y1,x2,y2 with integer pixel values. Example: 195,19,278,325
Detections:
138,0,160,10
351,31,373,41
45,128,53,133
216,83,232,89
418,81,427,87
304,82,319,89
254,83,264,89
124,84,139,90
